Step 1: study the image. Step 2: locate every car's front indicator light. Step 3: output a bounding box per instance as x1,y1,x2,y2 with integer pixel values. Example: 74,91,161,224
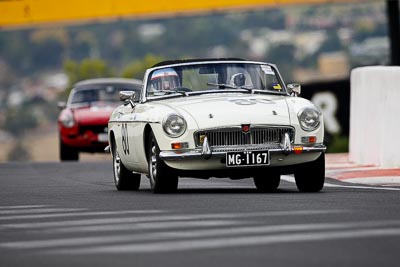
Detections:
171,142,189,150
294,146,303,154
162,114,187,137
301,136,317,143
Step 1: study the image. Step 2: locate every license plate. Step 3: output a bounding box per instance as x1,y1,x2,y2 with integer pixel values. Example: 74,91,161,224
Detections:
98,133,108,142
226,150,270,167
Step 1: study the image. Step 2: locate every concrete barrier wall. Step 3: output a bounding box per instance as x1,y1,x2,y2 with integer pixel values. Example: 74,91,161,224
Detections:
350,66,400,168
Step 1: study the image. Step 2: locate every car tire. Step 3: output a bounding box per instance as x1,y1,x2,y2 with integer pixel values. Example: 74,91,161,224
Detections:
253,171,281,192
112,139,141,191
148,132,178,193
294,152,325,192
60,140,79,161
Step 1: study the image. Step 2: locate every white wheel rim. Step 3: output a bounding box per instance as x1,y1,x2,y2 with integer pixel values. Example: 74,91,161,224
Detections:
150,143,157,186
113,151,121,183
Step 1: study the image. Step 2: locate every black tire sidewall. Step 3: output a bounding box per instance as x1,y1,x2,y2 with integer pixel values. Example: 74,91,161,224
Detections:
147,132,178,193
112,137,140,191
253,171,281,192
60,140,79,161
294,153,325,192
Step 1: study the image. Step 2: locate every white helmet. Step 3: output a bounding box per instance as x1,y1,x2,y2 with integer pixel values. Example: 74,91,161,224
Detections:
150,68,180,90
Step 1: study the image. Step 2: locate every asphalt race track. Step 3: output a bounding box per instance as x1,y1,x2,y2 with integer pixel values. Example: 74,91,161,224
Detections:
1,161,400,267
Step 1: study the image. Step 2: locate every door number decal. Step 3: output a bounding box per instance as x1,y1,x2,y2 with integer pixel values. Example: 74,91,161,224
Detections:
121,123,130,155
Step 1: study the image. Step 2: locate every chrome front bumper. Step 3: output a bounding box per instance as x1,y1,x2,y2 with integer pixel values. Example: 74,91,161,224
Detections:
159,136,326,161
159,145,326,161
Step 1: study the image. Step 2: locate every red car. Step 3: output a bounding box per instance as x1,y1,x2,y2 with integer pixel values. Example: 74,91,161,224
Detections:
57,78,142,161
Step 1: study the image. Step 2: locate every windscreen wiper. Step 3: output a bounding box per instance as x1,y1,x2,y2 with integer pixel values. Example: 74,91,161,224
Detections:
251,89,287,96
207,82,254,93
206,82,237,89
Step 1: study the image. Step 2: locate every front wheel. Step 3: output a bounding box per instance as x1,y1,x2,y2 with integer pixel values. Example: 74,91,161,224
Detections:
253,171,281,192
148,132,178,193
112,140,140,191
294,153,325,192
60,140,79,161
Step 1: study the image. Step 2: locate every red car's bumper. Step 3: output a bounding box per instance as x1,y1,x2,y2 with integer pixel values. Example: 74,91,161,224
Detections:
59,123,108,152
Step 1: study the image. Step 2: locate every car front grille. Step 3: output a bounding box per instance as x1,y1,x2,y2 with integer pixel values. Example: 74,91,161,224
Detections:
79,125,108,135
194,126,294,147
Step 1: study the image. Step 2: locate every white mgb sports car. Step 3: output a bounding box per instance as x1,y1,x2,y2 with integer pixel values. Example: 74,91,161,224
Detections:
106,59,326,193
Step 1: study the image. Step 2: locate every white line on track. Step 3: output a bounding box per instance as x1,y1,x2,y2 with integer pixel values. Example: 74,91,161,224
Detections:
51,228,400,254
0,205,49,210
342,176,400,186
281,176,400,191
3,220,400,249
42,220,240,234
326,167,376,172
0,210,345,229
0,208,87,215
0,210,164,221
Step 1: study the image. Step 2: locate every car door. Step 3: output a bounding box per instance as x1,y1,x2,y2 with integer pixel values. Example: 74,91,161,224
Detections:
117,99,149,170
114,103,140,168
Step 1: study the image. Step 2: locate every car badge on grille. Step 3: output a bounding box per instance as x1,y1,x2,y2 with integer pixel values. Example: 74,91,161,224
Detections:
241,124,250,134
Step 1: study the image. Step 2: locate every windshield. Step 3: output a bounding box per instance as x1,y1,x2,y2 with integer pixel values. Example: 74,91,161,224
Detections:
146,62,286,98
70,84,140,105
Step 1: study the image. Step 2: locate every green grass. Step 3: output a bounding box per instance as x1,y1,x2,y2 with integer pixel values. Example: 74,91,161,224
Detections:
326,134,349,153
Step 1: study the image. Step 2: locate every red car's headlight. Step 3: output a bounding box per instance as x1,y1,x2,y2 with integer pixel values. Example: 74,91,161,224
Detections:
60,110,76,128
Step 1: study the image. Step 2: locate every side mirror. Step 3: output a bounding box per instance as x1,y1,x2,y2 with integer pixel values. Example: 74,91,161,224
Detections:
287,83,301,96
120,91,136,108
119,91,135,101
57,101,66,109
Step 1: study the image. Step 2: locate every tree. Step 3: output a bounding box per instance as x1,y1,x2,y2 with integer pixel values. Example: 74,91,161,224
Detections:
3,106,38,137
267,44,296,81
64,58,114,85
318,30,343,53
28,29,69,70
62,58,114,97
7,141,31,161
31,38,64,68
121,54,164,79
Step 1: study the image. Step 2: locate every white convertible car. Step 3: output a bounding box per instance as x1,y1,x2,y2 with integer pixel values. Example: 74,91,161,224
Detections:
107,59,326,193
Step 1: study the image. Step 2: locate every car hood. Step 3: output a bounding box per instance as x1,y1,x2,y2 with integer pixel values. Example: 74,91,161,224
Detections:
159,93,290,129
72,105,116,125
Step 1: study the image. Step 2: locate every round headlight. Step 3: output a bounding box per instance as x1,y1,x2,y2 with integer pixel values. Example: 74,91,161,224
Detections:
162,114,187,137
298,107,321,132
60,110,75,128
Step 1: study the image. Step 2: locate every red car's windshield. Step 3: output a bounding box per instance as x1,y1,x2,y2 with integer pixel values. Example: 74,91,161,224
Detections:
70,85,139,105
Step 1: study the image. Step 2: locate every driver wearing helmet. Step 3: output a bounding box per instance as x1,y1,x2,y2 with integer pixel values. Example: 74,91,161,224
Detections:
150,68,180,91
230,73,246,87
